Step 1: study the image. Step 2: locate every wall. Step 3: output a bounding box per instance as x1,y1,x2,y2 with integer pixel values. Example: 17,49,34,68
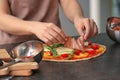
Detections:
59,0,112,36
99,0,112,33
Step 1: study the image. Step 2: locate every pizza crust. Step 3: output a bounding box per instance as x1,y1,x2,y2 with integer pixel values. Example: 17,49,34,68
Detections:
42,44,106,62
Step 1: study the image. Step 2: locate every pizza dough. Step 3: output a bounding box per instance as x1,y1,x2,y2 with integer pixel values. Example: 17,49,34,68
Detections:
42,42,106,62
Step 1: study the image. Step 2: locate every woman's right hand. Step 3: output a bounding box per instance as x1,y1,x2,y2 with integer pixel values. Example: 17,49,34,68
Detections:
28,21,67,45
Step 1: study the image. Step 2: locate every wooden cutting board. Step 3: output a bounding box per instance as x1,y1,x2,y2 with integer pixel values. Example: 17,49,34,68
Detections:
0,49,12,61
0,67,32,76
0,49,39,76
0,61,39,76
9,62,39,71
0,67,9,76
0,49,11,76
10,70,33,76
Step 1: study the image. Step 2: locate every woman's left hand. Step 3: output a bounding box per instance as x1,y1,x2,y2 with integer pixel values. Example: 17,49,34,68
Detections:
74,17,98,40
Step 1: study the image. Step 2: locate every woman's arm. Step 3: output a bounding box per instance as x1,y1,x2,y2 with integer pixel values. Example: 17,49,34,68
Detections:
0,0,33,35
60,0,98,40
0,0,66,45
60,0,84,22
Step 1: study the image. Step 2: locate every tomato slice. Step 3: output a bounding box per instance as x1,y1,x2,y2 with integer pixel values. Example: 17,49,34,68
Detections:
86,49,96,57
49,51,53,56
88,41,92,45
61,54,70,58
74,50,81,55
87,49,96,54
91,44,99,50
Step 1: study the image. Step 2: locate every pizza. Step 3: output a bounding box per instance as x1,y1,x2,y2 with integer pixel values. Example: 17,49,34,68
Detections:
42,41,106,62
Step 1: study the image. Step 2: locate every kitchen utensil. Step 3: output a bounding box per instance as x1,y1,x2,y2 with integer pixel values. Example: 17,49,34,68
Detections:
10,40,43,63
0,40,43,69
106,17,120,43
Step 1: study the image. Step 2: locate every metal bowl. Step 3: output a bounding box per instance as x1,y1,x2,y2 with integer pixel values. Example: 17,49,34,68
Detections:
10,40,44,63
106,17,120,43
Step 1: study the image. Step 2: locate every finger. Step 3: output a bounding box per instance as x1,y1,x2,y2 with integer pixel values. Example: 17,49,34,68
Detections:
73,38,81,49
51,25,67,41
93,22,98,37
77,25,85,37
44,33,58,44
47,28,65,44
76,39,84,51
75,23,84,36
84,19,91,40
59,30,67,41
89,19,94,38
76,37,85,51
72,38,80,49
79,36,85,47
40,36,52,45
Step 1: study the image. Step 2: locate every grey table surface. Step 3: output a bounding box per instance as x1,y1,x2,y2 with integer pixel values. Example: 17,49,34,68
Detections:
0,33,120,80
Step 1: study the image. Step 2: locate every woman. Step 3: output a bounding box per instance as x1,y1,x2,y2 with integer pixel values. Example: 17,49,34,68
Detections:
0,0,98,48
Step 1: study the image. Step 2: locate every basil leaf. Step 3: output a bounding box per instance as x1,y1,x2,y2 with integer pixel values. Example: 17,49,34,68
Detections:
46,46,58,56
51,43,64,48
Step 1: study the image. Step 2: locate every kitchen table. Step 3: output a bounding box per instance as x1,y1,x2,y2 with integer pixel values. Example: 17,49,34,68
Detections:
0,33,120,80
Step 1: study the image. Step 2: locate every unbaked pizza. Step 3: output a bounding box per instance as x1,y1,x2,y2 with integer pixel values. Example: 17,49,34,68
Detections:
42,41,106,62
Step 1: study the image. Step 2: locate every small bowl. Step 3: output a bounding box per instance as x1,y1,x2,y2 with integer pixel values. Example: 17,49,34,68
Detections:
10,40,44,63
106,17,120,43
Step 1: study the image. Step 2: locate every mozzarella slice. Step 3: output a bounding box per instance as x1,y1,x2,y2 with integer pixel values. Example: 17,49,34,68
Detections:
44,46,50,51
44,45,74,55
55,47,74,55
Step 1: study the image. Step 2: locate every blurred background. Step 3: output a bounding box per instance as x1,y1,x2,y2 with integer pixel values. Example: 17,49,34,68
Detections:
59,0,120,36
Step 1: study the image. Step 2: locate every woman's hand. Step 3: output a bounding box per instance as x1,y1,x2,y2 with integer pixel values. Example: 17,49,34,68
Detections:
74,17,98,40
28,22,67,45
